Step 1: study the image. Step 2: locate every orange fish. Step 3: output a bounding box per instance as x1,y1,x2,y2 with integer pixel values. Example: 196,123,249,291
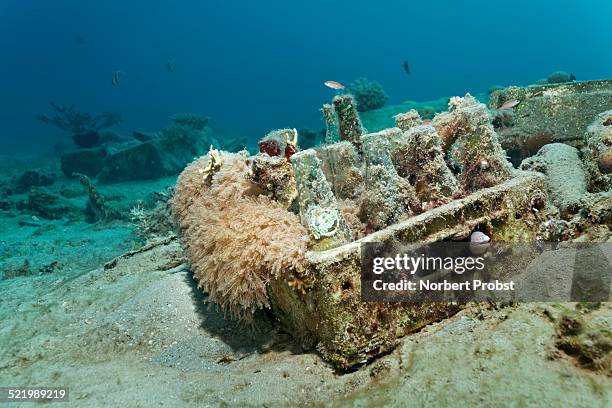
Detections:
324,80,345,90
498,99,520,110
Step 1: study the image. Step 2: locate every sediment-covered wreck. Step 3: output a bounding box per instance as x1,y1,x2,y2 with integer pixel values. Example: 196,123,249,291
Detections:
173,81,611,369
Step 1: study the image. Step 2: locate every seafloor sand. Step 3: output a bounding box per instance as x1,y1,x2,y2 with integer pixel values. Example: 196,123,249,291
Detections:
1,232,611,407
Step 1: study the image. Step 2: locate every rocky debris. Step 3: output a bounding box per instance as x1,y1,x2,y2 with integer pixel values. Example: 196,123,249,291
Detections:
521,143,587,217
2,260,31,279
579,191,612,228
15,187,80,220
98,118,218,184
98,142,166,183
170,113,209,130
60,147,108,178
583,109,612,192
57,113,220,183
12,170,55,193
489,80,612,161
552,310,611,375
536,190,611,242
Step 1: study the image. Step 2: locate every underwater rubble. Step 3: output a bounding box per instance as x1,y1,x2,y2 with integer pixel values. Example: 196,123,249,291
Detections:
0,86,610,408
44,109,235,183
171,85,610,369
489,79,612,165
13,81,610,373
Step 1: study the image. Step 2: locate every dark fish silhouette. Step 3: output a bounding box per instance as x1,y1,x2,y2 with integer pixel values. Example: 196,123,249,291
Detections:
74,35,86,46
112,70,123,86
167,59,175,72
569,72,576,81
403,60,410,75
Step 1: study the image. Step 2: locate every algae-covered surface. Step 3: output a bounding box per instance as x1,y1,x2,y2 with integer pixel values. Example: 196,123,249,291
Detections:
1,237,610,407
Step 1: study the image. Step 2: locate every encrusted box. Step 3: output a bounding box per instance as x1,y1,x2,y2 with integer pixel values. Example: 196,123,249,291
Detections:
268,171,546,369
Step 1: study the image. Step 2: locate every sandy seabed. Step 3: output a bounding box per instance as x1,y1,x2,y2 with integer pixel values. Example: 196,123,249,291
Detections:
0,159,610,407
1,235,611,407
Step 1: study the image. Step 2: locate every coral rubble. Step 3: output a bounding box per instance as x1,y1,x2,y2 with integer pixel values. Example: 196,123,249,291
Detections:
16,187,80,220
12,170,55,194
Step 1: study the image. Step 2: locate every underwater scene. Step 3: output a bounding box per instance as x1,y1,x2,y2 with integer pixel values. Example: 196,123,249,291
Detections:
1,1,611,406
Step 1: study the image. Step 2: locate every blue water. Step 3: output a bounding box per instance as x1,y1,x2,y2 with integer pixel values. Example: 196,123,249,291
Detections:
1,0,611,154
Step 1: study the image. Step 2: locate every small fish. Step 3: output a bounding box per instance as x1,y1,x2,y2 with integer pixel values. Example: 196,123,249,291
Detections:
403,60,410,75
471,231,490,245
498,99,520,110
167,59,175,72
111,70,123,86
422,119,432,125
569,72,576,81
469,231,491,255
324,80,345,90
